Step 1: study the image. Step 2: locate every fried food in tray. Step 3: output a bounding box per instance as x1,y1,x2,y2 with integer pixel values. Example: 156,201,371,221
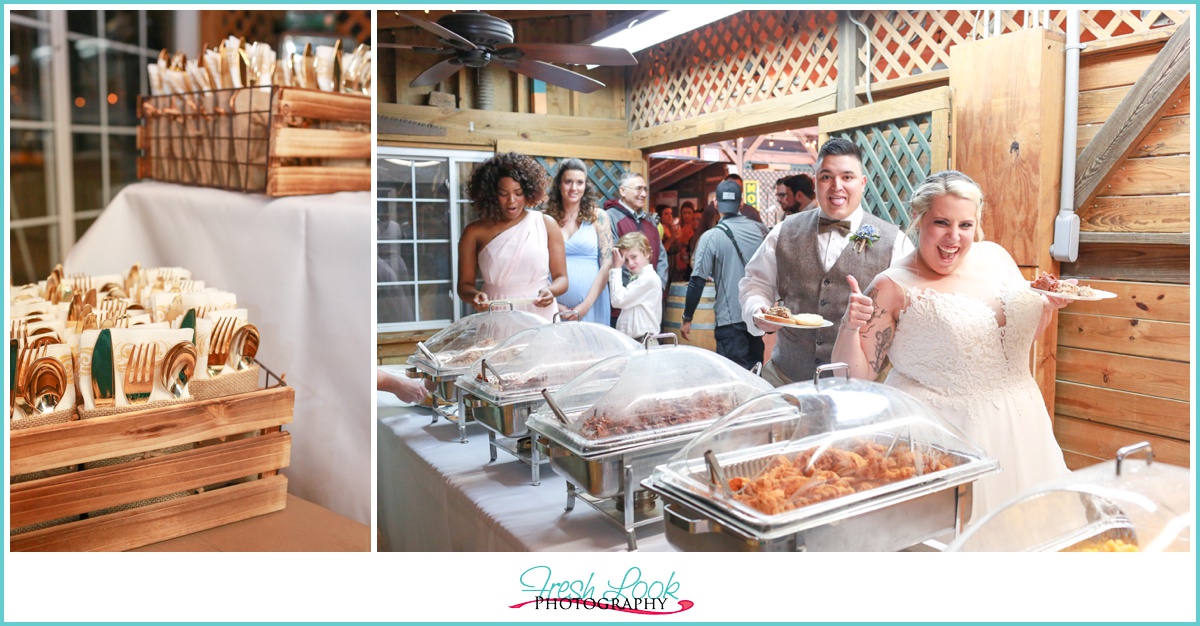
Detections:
579,390,742,439
1065,538,1139,552
727,439,959,515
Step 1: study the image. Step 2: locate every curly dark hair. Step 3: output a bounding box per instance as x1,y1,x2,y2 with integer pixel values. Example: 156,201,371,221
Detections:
543,158,600,227
467,152,548,221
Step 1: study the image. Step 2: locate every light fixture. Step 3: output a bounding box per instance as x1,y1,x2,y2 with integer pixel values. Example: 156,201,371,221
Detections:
586,9,740,67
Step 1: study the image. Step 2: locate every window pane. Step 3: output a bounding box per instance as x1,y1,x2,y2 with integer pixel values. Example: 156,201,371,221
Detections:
108,134,138,202
377,243,414,284
69,39,101,125
378,285,415,325
76,215,98,242
67,11,97,36
73,133,104,212
418,284,454,323
377,201,412,240
413,159,449,200
417,243,451,282
8,224,57,286
105,50,141,126
10,130,54,219
146,12,176,52
9,24,52,121
377,158,412,199
14,10,47,20
104,10,139,45
415,201,450,240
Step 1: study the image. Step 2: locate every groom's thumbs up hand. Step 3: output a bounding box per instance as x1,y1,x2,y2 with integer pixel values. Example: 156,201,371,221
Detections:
843,275,873,331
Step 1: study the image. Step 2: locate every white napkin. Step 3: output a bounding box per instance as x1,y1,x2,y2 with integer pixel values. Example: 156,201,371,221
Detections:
77,327,196,409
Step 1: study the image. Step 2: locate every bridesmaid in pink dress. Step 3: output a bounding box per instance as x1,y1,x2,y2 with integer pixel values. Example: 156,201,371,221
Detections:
457,152,568,321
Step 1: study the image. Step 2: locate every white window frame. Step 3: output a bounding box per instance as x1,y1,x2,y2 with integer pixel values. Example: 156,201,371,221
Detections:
376,146,493,333
8,10,179,280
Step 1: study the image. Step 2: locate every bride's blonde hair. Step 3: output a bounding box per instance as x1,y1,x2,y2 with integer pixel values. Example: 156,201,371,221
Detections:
907,170,985,242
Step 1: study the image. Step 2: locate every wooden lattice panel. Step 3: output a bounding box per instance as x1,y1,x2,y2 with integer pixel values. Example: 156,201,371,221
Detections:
334,10,372,45
534,157,627,202
627,10,839,131
853,9,1188,84
828,114,933,228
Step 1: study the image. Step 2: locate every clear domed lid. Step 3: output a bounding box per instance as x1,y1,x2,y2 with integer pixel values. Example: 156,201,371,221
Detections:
947,442,1190,552
527,340,774,454
650,366,997,522
408,303,546,373
454,320,639,404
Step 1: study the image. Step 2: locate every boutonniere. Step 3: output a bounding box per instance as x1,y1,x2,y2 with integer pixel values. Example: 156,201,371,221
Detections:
849,224,880,253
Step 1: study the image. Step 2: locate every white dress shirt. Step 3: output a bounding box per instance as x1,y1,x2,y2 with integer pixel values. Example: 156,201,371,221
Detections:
609,263,664,340
738,206,915,336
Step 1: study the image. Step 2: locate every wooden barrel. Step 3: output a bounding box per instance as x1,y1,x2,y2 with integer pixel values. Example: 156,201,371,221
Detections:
662,280,717,351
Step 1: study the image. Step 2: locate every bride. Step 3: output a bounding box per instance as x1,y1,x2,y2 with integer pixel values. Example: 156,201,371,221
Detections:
832,170,1071,525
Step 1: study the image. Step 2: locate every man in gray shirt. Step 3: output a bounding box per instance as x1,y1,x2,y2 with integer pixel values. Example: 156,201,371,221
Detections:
682,179,768,369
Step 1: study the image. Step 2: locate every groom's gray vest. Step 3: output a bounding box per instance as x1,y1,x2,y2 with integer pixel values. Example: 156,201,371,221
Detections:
773,209,900,382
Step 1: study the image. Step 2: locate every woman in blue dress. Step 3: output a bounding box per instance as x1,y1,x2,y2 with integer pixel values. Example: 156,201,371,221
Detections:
543,158,612,323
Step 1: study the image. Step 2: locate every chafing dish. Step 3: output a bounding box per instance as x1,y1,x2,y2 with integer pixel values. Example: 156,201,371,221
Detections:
947,442,1190,552
641,364,999,551
406,303,545,442
454,318,638,484
526,334,773,550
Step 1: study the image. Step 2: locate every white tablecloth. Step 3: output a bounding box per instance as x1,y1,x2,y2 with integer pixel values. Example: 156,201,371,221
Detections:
377,366,675,551
65,182,371,525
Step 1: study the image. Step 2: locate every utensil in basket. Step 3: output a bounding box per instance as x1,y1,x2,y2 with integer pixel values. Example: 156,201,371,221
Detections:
124,343,157,405
161,341,198,398
24,356,68,414
165,295,185,324
92,328,116,408
13,345,46,415
207,316,237,377
229,323,259,370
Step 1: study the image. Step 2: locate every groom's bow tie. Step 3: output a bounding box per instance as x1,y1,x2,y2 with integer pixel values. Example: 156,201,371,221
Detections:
818,217,852,235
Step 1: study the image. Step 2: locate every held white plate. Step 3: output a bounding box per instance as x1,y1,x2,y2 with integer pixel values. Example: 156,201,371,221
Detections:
1027,283,1118,302
753,312,834,329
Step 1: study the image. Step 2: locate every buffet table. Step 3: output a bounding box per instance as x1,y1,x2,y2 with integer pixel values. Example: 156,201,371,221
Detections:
64,182,371,525
377,366,675,551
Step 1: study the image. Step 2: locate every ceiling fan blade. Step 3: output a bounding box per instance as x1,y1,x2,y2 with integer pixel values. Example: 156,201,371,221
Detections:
498,43,637,66
410,58,464,88
395,11,477,50
495,58,606,94
376,43,453,55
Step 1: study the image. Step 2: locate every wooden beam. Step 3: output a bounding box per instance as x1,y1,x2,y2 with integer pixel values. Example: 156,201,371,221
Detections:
1078,194,1191,233
854,69,949,97
1058,347,1191,402
378,102,630,148
628,85,837,152
494,139,641,163
1055,279,1191,324
1064,242,1189,284
1078,232,1190,246
1056,381,1190,441
1077,115,1190,158
821,86,951,135
742,136,767,165
1074,19,1191,211
1058,312,1190,362
1054,415,1190,468
836,11,862,112
653,161,714,189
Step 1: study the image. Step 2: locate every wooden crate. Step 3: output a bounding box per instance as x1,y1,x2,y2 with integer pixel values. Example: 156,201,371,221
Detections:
137,86,370,197
10,385,294,551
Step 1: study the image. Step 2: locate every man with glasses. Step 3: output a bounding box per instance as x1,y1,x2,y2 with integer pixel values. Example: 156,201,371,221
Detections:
604,172,669,286
777,173,817,217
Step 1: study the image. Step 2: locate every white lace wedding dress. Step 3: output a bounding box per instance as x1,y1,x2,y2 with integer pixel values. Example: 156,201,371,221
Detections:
880,268,1070,527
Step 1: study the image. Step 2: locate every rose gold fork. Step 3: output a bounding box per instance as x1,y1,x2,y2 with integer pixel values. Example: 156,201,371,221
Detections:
206,317,237,377
123,343,156,405
13,345,46,414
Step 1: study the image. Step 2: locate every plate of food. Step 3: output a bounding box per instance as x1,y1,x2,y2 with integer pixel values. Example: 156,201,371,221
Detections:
1028,272,1116,301
753,305,833,329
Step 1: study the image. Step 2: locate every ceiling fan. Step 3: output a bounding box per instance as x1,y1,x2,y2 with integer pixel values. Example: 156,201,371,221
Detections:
379,11,637,93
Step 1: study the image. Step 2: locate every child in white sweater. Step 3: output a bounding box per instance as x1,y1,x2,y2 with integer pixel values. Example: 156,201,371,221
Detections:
609,232,663,342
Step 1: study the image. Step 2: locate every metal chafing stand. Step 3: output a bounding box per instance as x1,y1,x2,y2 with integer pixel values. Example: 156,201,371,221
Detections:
454,316,638,484
405,302,545,442
526,334,773,550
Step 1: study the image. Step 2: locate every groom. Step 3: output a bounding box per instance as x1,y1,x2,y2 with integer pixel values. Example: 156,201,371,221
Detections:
738,138,913,386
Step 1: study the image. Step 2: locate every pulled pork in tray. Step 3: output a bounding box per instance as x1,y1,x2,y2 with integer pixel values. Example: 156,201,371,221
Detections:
580,390,741,439
437,339,497,368
728,440,957,515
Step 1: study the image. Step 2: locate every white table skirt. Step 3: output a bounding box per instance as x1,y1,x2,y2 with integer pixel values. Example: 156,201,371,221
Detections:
64,181,371,525
377,366,675,552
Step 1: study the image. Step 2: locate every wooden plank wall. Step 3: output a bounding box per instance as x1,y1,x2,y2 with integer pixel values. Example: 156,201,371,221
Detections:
1056,38,1192,469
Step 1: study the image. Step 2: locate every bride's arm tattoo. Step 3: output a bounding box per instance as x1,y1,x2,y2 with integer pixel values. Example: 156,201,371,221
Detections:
856,288,893,374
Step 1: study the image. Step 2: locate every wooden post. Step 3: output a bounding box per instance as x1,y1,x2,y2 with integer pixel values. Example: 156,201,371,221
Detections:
951,28,1066,417
836,11,863,112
